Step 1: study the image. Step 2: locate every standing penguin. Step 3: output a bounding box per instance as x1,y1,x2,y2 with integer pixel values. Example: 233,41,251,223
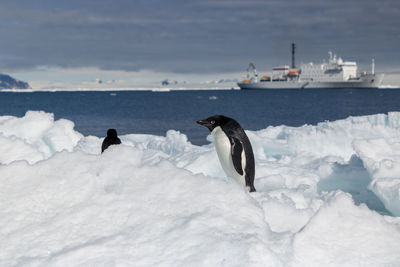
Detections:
197,115,256,192
101,129,121,153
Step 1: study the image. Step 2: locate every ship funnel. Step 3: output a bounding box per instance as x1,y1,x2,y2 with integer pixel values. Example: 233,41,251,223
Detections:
291,43,296,69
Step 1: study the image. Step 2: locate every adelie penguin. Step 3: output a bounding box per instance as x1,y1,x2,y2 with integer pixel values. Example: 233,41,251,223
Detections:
101,129,121,153
197,115,256,192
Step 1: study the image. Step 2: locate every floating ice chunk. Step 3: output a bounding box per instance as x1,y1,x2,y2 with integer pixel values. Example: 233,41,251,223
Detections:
354,138,400,216
254,189,319,233
0,111,83,164
75,135,103,154
0,134,44,164
0,111,400,265
252,112,400,162
291,192,400,266
123,130,194,156
0,146,280,266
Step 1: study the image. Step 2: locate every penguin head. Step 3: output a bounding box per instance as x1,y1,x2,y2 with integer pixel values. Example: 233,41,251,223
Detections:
106,129,118,138
197,115,230,132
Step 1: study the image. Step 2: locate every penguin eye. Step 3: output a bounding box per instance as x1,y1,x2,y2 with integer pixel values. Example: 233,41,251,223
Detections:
210,120,215,125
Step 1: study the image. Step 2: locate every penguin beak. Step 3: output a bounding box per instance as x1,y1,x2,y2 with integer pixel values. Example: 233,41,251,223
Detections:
197,119,213,131
196,120,208,126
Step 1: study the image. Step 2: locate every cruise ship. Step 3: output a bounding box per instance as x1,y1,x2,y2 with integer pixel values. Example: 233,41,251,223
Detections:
238,44,384,89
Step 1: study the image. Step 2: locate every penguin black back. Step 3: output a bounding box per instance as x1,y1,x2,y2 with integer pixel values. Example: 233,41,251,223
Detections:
101,128,121,153
197,115,256,192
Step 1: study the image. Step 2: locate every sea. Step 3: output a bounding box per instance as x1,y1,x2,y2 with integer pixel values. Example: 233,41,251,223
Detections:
1,89,400,145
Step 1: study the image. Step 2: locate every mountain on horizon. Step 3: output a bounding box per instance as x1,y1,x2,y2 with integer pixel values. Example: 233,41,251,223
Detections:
0,74,31,89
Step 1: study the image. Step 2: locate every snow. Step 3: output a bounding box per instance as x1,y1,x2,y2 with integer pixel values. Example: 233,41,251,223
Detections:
1,111,400,266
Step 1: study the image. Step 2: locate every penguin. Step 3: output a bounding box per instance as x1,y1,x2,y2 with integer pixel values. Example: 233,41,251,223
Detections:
197,115,256,192
101,129,121,153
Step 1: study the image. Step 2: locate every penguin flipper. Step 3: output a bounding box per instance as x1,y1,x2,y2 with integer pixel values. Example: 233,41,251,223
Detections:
229,136,244,176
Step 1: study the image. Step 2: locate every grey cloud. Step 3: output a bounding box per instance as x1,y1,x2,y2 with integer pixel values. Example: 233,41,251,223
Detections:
0,0,399,74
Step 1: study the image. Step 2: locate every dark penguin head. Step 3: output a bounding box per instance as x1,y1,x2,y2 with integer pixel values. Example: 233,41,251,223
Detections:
196,115,231,132
102,128,122,153
107,129,118,138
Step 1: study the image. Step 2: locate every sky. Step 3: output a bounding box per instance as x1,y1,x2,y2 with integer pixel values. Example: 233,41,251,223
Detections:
0,0,399,88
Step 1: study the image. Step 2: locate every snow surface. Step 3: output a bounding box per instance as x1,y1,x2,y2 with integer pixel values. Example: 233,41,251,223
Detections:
1,111,400,266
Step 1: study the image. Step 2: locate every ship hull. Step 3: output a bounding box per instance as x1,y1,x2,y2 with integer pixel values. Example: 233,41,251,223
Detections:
238,74,384,90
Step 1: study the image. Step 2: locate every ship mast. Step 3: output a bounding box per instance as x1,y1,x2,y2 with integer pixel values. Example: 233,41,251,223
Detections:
372,58,375,75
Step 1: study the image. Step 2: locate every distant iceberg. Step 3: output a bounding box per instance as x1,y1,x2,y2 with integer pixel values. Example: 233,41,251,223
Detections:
379,84,400,89
1,111,400,266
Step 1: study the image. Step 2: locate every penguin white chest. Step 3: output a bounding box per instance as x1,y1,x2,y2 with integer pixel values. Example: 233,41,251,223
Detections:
211,126,245,185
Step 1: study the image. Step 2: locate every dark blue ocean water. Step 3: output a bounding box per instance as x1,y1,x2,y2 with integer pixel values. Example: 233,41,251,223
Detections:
1,89,400,145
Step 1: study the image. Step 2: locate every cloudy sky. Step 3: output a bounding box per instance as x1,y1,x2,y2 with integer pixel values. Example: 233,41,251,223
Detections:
0,0,399,87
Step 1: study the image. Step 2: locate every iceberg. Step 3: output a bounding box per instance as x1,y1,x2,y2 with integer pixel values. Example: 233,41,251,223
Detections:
0,111,400,266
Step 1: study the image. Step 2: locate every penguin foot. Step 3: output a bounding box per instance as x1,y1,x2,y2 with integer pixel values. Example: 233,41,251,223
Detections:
247,185,256,192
